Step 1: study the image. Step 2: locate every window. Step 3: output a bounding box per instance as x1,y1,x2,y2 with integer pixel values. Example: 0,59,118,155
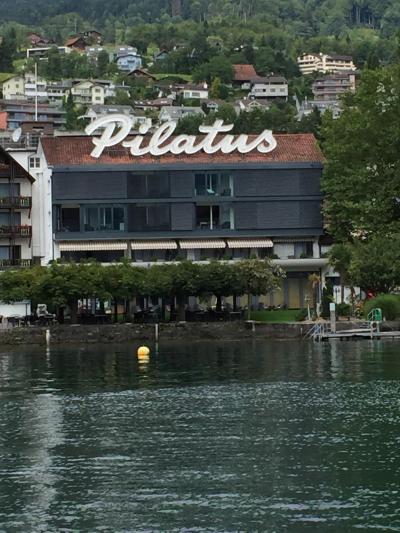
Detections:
58,207,80,232
29,156,40,169
83,206,126,232
194,173,233,197
130,205,170,231
195,205,234,230
0,212,20,226
128,173,169,198
0,183,20,197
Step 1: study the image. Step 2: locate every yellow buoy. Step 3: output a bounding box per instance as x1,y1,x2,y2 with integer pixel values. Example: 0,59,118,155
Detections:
137,346,150,357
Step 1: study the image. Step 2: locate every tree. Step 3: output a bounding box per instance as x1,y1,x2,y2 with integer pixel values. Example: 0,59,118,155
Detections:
0,33,16,71
102,261,145,321
235,259,285,319
322,65,400,241
348,235,400,294
328,243,353,302
63,92,82,131
201,261,235,311
97,50,109,77
174,113,205,134
168,261,203,321
192,56,233,83
38,262,106,324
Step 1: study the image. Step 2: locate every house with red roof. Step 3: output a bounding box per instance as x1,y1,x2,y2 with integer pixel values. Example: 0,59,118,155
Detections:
233,64,258,89
33,127,328,309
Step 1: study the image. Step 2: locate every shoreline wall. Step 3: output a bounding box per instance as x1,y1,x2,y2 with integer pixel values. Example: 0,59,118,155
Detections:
0,321,399,346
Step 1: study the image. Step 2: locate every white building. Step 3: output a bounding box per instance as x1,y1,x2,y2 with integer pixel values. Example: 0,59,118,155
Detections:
249,76,288,100
181,83,209,100
297,53,356,75
158,106,205,123
26,46,71,59
0,148,36,276
83,104,152,131
70,81,106,105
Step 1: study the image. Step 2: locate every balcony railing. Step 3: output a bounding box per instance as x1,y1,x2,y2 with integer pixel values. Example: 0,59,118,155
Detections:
0,259,32,268
0,196,32,208
0,225,32,237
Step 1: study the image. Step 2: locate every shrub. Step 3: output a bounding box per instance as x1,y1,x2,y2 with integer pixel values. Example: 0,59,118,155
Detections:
364,294,400,321
337,302,351,317
295,308,308,321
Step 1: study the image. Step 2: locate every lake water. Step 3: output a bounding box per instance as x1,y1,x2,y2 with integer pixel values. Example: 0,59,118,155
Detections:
1,339,400,532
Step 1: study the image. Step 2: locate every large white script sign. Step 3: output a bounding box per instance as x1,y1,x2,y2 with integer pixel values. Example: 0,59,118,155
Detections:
85,115,277,158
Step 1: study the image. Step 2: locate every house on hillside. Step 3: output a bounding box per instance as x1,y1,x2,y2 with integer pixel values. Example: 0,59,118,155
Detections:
70,80,106,105
181,83,209,100
297,53,356,75
65,35,88,52
127,69,156,83
158,106,205,123
27,32,52,47
249,76,288,100
233,64,258,90
312,72,356,101
82,30,103,45
154,50,169,62
83,104,151,130
116,53,142,72
234,99,270,114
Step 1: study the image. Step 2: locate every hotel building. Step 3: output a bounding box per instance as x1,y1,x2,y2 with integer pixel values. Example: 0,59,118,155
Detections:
297,53,356,75
22,130,329,309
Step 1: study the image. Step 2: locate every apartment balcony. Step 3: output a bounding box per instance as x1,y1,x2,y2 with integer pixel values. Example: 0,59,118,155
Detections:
0,196,32,209
0,258,32,269
0,225,32,237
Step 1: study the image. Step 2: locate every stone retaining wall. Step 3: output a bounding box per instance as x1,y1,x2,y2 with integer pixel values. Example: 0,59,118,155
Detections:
0,320,398,346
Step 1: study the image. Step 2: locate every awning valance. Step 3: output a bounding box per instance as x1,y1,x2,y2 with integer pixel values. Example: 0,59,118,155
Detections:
179,239,226,249
227,239,273,249
131,240,177,250
274,238,314,243
59,241,128,251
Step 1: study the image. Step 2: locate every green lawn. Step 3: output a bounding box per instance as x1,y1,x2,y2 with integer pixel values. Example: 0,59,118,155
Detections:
153,73,192,82
250,309,300,323
0,72,13,83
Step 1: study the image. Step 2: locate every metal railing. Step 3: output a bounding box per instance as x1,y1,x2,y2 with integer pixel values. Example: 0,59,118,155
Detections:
304,322,330,341
0,225,32,237
0,196,32,208
0,259,32,268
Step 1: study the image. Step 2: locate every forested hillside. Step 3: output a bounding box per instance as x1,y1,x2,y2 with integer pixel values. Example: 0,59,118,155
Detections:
0,0,399,34
1,0,400,40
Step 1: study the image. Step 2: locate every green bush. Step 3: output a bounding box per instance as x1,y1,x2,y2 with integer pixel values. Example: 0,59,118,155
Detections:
364,294,400,321
337,302,351,317
295,308,308,321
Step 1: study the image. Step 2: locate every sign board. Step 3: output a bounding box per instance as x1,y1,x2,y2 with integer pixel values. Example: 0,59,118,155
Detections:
85,116,277,159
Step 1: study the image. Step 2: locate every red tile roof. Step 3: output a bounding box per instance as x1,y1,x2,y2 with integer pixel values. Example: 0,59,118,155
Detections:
41,133,324,167
233,64,258,82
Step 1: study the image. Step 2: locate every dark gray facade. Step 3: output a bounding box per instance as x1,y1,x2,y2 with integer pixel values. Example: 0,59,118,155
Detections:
52,163,323,240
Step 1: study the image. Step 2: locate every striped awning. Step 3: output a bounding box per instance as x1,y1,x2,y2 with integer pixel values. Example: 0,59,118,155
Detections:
227,239,273,248
59,241,128,251
131,240,177,250
274,238,314,243
179,239,226,249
